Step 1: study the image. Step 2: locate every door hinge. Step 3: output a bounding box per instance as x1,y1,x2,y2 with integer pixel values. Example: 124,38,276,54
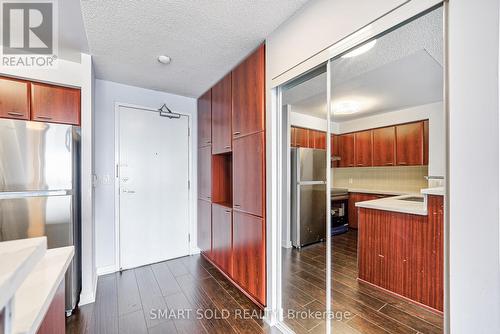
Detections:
188,180,190,189
188,234,191,242
188,127,190,136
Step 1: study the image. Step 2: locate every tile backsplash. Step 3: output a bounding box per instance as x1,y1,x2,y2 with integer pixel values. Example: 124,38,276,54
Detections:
332,166,429,193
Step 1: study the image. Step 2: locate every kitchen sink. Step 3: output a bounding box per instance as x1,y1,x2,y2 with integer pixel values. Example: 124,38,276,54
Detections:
398,196,424,203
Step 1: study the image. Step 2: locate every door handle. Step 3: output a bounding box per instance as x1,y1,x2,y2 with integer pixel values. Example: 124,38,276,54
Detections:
233,131,241,136
8,111,24,117
36,115,53,120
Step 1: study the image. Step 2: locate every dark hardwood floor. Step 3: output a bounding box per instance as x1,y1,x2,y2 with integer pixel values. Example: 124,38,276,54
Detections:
282,230,444,334
66,255,279,334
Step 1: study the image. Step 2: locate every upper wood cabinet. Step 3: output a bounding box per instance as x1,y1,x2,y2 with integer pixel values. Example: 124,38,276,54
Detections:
31,83,80,125
198,89,212,147
294,127,309,147
312,130,326,149
331,134,340,167
423,120,429,165
197,199,212,257
232,44,265,138
198,146,212,201
396,122,424,166
372,126,396,167
290,127,296,146
354,130,372,167
232,132,265,217
212,73,232,154
338,133,355,167
232,211,266,305
0,77,30,120
212,204,233,275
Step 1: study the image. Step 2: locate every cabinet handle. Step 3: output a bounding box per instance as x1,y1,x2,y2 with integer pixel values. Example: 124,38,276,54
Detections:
234,204,241,207
225,210,231,214
206,140,211,144
224,145,230,149
7,111,23,117
207,196,211,200
36,115,53,120
357,164,363,166
385,163,394,166
399,162,407,165
233,131,241,136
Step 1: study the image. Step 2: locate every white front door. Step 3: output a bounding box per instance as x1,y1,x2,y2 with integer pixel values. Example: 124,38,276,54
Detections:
118,105,190,270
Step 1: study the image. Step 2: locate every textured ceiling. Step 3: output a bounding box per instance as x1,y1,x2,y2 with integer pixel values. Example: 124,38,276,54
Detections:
80,0,308,97
282,7,443,122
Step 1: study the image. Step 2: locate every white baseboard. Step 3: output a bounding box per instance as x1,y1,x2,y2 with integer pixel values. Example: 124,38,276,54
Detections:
282,240,292,249
79,275,97,306
191,247,201,255
96,264,118,276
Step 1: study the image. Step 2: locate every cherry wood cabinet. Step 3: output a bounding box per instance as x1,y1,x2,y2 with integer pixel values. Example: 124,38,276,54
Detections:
358,195,444,311
212,154,232,206
396,122,424,166
294,127,309,147
232,132,265,217
0,76,30,120
312,130,326,149
197,199,212,257
212,73,232,154
30,83,80,125
290,127,296,146
232,44,265,138
212,204,233,275
198,89,212,147
338,133,355,167
354,130,372,167
372,126,396,166
198,146,212,201
348,193,389,229
331,134,340,167
423,120,429,165
232,211,266,305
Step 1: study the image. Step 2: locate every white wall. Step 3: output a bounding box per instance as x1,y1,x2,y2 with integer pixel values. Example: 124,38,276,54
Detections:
0,56,96,305
448,0,500,333
93,80,197,273
338,102,444,177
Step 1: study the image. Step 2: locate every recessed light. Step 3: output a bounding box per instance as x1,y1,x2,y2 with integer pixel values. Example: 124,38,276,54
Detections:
333,101,361,115
342,40,377,58
158,55,172,64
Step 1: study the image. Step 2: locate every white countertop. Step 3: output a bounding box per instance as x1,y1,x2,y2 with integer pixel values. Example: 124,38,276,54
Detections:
13,246,74,334
355,194,428,216
345,188,419,196
421,187,445,196
0,238,47,311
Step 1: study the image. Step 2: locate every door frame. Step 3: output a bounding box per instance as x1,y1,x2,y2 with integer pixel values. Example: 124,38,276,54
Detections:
113,102,194,271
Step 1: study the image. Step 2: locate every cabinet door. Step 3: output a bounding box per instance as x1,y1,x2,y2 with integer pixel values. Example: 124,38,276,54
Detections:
212,204,232,275
312,130,326,149
373,126,396,167
0,77,30,120
232,44,265,138
338,133,355,167
198,146,212,201
423,120,429,165
212,73,232,154
31,83,80,125
294,127,309,148
233,132,264,217
331,135,340,167
290,127,296,147
355,130,372,167
198,89,212,147
232,211,266,305
396,122,424,166
197,199,212,257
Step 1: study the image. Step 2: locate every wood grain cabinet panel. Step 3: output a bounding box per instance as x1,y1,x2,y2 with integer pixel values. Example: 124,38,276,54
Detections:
290,127,296,147
331,134,340,168
198,89,212,147
31,83,80,125
0,76,30,120
423,120,429,165
232,211,266,305
212,73,232,154
232,132,265,217
396,122,424,166
338,133,355,167
232,44,265,138
294,127,309,148
354,130,372,167
197,199,212,257
372,126,396,166
312,130,326,149
198,146,212,201
211,204,233,275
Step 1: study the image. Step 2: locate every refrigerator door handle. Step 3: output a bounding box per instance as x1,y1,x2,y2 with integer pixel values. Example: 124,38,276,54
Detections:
0,190,71,199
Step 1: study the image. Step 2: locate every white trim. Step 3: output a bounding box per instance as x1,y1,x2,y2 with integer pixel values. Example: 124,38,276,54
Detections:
113,102,195,271
78,276,97,306
273,321,295,334
96,265,117,276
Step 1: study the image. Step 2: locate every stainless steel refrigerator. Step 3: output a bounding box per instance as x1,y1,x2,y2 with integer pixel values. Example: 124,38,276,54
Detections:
0,118,81,315
291,148,327,248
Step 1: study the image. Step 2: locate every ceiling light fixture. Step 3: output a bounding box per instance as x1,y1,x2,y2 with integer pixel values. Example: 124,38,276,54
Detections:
157,55,172,64
333,101,361,115
342,40,377,58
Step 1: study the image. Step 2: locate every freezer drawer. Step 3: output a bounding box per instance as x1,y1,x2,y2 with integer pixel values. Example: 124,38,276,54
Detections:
291,184,327,247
